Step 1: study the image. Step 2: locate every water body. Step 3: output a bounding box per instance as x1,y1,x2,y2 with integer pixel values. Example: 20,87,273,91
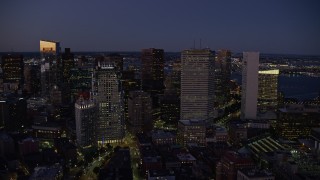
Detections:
231,73,320,101
278,74,320,100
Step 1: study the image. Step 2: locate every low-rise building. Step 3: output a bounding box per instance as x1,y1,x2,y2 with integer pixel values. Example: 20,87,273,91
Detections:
277,104,320,140
18,137,39,155
177,120,206,146
152,130,176,145
237,168,275,180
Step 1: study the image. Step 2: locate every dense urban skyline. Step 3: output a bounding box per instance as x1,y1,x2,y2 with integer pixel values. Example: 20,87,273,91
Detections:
1,0,320,55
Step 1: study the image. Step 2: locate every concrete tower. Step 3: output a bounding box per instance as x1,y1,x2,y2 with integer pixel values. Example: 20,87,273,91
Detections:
180,49,215,123
241,52,259,120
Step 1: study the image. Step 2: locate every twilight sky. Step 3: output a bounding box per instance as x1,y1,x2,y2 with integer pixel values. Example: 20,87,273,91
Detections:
0,0,320,55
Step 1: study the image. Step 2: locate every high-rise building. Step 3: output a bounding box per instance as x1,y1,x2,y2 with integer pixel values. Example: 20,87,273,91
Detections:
75,96,97,147
214,50,231,106
40,40,61,98
1,54,24,83
61,48,74,104
23,65,41,95
141,48,165,97
241,52,259,120
93,64,124,145
95,53,123,73
161,59,181,126
128,90,152,134
122,70,141,123
69,67,93,102
61,48,74,82
180,49,215,123
258,69,279,113
1,54,24,92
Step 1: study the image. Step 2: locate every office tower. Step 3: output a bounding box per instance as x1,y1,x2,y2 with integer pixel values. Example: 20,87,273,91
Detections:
61,48,74,81
70,68,93,102
23,65,41,95
161,92,180,127
128,90,152,134
258,69,279,113
93,64,124,145
122,70,141,122
180,49,215,122
40,40,60,97
161,59,181,126
1,54,24,92
141,48,165,98
75,96,97,147
214,49,231,106
61,48,74,104
177,120,206,146
241,52,259,120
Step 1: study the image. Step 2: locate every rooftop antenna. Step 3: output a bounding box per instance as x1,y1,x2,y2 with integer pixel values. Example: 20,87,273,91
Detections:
193,40,196,49
200,39,202,49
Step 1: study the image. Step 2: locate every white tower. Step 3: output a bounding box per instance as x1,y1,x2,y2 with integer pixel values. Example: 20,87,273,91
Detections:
241,52,259,120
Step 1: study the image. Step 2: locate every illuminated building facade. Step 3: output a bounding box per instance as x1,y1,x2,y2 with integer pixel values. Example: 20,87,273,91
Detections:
69,67,93,102
177,119,206,146
214,49,231,106
180,49,215,123
1,54,24,92
93,64,124,145
75,97,97,147
258,69,279,113
32,124,62,139
1,54,24,83
277,104,320,140
128,90,152,133
40,40,61,98
241,52,259,120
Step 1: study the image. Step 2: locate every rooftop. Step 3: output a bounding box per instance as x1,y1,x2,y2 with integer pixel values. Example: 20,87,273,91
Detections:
238,168,274,178
279,104,320,113
179,119,206,126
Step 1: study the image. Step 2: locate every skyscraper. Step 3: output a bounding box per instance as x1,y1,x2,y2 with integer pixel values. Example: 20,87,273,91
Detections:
141,48,165,97
214,49,231,106
75,96,97,147
93,64,124,145
241,52,259,120
61,48,74,82
40,40,60,97
180,49,215,123
61,48,74,104
258,69,279,113
141,48,165,125
1,54,24,92
128,90,152,134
